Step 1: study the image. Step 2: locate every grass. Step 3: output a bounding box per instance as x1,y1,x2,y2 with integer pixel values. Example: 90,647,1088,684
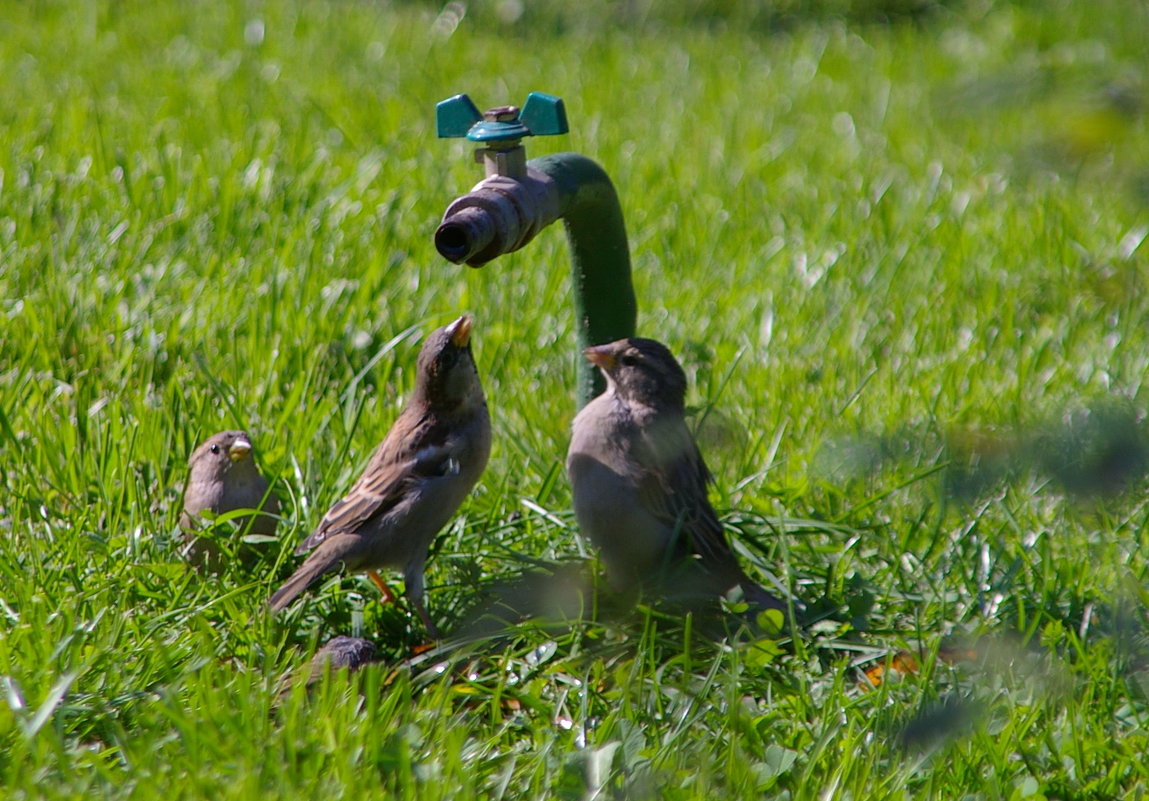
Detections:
3,0,1149,797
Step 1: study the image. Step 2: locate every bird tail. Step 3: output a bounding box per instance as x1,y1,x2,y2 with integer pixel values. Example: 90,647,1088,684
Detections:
738,576,788,615
269,542,351,612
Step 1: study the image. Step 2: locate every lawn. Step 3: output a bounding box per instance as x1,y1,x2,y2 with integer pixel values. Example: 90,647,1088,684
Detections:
2,0,1149,797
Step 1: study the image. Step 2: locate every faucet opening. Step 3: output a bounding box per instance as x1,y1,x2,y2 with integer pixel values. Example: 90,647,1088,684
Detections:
434,222,472,262
434,206,496,266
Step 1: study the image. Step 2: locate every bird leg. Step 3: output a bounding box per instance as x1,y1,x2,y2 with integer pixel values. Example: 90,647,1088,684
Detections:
369,569,440,639
367,570,396,603
411,595,442,640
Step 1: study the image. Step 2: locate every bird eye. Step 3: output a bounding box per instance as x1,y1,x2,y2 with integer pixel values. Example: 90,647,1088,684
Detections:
209,444,220,454
619,354,640,367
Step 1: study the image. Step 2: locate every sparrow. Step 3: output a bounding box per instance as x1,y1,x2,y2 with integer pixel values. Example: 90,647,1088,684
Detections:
276,636,381,700
566,337,786,614
180,430,280,569
307,635,380,675
268,315,491,638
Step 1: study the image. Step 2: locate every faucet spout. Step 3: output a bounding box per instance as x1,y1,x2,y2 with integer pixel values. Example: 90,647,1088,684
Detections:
435,170,562,268
434,206,494,264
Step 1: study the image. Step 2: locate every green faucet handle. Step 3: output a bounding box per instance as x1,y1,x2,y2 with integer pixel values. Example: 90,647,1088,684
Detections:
519,92,569,137
436,92,569,142
435,94,483,138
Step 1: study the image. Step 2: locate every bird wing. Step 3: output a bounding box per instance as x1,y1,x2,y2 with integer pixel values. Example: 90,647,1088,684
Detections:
295,416,458,555
633,417,740,570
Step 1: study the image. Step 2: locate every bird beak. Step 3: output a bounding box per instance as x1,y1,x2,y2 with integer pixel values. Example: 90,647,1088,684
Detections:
583,344,617,370
447,315,473,347
228,438,252,462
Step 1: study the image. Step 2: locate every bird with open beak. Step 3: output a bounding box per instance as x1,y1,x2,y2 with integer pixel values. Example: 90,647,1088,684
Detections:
268,315,491,638
181,430,280,569
566,337,787,615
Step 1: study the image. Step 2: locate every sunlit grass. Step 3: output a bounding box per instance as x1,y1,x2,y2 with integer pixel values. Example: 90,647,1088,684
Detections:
2,0,1149,797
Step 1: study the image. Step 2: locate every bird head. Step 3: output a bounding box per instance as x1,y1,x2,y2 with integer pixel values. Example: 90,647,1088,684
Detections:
415,315,484,410
583,338,688,411
189,430,257,475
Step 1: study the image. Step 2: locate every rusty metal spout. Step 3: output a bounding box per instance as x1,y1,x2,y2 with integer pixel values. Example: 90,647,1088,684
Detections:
435,170,562,268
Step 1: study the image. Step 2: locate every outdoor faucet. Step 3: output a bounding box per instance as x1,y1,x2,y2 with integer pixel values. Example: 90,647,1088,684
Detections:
436,92,637,405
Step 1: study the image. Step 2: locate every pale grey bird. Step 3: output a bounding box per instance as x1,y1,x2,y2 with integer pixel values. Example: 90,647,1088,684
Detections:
268,315,491,638
566,337,786,614
181,430,279,569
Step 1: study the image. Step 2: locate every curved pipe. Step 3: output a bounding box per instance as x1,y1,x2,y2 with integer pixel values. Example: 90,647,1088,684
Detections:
436,153,636,404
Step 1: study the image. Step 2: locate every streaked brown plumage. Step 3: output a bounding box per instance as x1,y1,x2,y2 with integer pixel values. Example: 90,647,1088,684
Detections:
180,430,279,569
277,636,381,700
566,337,786,613
268,315,490,637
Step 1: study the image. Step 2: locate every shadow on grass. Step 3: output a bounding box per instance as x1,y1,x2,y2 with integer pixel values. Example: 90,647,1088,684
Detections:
274,558,805,697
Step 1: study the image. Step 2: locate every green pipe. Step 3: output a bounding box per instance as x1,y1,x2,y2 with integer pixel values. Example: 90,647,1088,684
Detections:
531,153,636,404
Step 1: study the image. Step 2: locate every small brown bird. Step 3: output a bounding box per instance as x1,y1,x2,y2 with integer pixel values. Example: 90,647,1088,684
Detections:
276,636,382,701
181,430,280,569
566,338,786,614
268,315,491,637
